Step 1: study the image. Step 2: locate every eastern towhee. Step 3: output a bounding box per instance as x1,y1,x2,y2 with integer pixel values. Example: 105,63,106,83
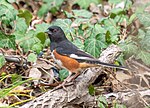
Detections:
45,26,128,87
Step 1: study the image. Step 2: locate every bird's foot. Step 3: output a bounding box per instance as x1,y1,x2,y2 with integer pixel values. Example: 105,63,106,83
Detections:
53,79,69,91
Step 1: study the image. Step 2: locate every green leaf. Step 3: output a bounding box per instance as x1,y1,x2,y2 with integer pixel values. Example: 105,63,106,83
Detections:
114,14,128,24
14,19,47,52
37,4,49,17
98,95,108,108
137,29,145,39
44,38,50,47
119,41,138,59
65,11,75,18
13,18,28,47
11,74,22,83
96,34,108,49
108,0,122,4
84,33,107,58
18,9,33,26
50,7,58,14
104,18,116,27
136,12,150,27
88,84,95,95
73,38,84,50
36,32,47,44
0,0,15,8
52,19,72,32
98,95,108,106
114,103,126,108
38,0,64,17
0,3,17,22
136,50,150,66
31,43,43,54
73,9,93,18
0,2,17,31
35,23,50,34
108,25,120,35
129,14,136,24
77,24,85,36
59,69,69,81
0,55,6,68
19,31,40,52
84,37,101,58
110,8,124,15
140,30,150,50
14,18,28,38
27,53,37,62
104,18,120,35
15,22,49,52
98,102,106,108
93,24,106,35
110,34,119,42
106,31,111,43
48,0,64,9
0,32,16,49
116,53,126,66
76,0,100,9
104,18,120,42
73,18,89,24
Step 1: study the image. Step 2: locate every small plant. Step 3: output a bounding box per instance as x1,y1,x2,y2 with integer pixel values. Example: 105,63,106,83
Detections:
97,95,127,108
98,95,108,108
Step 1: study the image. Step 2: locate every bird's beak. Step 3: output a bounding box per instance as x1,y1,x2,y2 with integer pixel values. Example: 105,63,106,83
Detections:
45,29,53,35
44,29,49,34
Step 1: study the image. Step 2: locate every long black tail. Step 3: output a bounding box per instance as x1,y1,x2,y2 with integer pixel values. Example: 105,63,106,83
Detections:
77,59,128,70
93,60,128,70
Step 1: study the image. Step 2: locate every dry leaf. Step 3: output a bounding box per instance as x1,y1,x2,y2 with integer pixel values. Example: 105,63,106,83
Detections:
29,67,42,85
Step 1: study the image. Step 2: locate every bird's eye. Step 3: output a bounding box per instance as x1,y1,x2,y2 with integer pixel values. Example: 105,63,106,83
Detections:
53,29,57,33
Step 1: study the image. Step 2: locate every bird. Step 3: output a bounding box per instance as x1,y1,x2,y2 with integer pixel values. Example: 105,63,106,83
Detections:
45,26,128,88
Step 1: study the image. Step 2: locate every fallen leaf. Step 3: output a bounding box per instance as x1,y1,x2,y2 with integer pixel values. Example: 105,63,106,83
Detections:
29,67,42,85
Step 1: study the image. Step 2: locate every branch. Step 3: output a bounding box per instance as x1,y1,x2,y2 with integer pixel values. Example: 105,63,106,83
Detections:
4,55,27,64
104,89,150,107
20,44,122,108
0,53,27,66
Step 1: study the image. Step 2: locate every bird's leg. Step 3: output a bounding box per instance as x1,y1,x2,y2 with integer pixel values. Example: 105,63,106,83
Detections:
54,72,80,90
66,72,80,82
54,72,73,90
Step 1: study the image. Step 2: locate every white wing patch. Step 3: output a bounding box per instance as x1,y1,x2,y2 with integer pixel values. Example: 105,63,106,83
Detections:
70,54,93,60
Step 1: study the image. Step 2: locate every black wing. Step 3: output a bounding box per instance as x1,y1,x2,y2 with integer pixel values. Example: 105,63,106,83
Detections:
56,40,94,59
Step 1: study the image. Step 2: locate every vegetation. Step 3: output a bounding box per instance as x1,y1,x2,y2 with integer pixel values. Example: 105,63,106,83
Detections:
0,0,150,107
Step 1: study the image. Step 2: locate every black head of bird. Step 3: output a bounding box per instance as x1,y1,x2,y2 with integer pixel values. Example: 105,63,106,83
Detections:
45,26,67,42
